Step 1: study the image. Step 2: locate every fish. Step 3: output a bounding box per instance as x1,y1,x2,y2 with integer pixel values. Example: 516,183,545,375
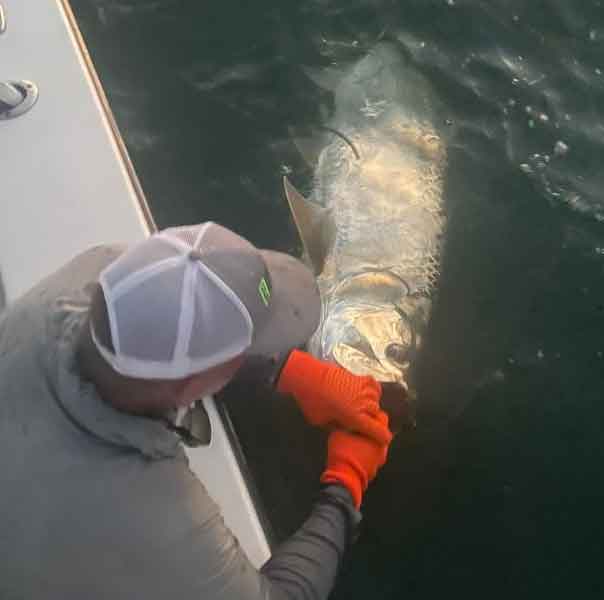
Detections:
284,41,447,394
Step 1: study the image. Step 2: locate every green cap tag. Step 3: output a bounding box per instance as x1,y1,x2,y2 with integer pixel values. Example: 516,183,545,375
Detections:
258,277,271,307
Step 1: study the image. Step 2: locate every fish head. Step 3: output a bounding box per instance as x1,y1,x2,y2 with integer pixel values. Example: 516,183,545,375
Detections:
315,271,415,387
334,42,438,128
328,304,414,385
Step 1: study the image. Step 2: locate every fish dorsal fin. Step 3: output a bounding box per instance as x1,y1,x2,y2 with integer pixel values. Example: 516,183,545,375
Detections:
283,176,332,275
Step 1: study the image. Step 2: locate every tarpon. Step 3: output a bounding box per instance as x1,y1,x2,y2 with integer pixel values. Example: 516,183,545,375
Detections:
284,42,446,392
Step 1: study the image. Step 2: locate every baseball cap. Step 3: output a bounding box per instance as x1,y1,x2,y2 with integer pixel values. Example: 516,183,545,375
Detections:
91,222,320,380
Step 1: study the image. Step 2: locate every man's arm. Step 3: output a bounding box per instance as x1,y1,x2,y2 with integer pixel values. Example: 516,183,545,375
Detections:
162,422,385,600
261,484,360,600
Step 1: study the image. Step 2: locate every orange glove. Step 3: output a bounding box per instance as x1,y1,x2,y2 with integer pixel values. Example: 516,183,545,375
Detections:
321,411,391,508
276,349,392,445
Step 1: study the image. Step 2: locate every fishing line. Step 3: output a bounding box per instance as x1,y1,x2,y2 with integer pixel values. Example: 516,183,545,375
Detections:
319,126,360,160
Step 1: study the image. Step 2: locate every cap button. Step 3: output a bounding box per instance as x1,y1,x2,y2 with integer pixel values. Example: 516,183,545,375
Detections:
188,249,203,261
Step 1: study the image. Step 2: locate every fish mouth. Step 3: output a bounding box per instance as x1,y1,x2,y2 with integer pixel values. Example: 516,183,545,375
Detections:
334,342,405,383
385,340,411,364
327,303,415,385
316,270,417,384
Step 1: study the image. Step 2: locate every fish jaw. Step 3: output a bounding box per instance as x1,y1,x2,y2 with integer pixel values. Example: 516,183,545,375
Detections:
310,277,415,387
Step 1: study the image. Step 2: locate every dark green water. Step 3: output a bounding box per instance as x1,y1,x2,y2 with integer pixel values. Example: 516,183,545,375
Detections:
72,1,604,597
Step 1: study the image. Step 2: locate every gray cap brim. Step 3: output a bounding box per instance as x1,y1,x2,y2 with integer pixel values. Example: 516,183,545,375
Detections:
248,250,320,358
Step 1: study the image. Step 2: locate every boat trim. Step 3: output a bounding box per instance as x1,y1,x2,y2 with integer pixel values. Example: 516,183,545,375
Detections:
58,0,157,234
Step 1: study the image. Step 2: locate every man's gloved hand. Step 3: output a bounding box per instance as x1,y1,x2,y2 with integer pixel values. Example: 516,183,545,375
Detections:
276,349,392,445
321,411,391,508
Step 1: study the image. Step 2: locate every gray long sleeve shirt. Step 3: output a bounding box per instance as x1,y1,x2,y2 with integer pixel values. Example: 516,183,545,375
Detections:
0,246,359,600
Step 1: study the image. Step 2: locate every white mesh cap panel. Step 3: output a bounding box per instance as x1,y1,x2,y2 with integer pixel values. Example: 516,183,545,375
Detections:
187,262,253,367
162,224,209,251
101,237,181,290
112,262,186,362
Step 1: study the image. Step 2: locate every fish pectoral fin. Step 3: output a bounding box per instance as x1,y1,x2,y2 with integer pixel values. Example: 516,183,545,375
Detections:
283,176,333,275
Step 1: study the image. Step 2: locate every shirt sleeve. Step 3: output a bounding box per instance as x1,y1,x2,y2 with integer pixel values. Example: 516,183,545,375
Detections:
261,484,361,600
130,458,360,600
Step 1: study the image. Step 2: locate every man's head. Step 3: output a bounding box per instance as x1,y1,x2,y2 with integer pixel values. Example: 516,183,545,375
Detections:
77,223,320,415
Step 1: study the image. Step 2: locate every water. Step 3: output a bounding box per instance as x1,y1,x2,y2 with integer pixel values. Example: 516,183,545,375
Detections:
71,1,604,597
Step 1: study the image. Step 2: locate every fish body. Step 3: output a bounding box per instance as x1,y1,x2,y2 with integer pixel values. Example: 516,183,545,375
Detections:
285,42,446,389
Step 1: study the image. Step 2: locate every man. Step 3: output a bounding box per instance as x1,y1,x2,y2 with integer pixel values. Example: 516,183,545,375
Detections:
0,222,394,599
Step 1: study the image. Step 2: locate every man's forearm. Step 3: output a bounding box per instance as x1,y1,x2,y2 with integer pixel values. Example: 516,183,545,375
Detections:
260,484,361,600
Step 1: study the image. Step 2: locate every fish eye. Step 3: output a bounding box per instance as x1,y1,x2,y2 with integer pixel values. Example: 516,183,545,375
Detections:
385,342,408,364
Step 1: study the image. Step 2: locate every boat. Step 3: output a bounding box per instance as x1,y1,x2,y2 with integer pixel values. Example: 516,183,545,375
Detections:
0,0,270,567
